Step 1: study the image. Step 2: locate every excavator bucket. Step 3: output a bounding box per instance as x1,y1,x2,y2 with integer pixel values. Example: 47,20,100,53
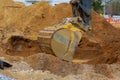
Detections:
38,23,82,61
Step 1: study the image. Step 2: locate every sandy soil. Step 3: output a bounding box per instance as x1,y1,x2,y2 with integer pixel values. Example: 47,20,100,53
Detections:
0,0,120,80
112,23,120,29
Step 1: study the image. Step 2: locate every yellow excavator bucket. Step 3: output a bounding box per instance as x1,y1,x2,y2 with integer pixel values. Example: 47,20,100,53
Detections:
38,23,83,61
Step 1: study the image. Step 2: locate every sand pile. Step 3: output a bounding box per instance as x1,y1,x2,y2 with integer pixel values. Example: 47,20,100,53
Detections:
0,1,72,58
25,53,120,78
112,23,120,28
0,1,120,79
0,0,119,64
73,11,120,64
85,11,120,64
0,1,72,40
0,0,24,27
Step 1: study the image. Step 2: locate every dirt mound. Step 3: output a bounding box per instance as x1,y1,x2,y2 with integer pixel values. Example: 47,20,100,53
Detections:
0,2,72,40
73,11,120,64
112,23,120,29
25,53,118,78
0,1,120,79
0,1,120,64
0,0,24,28
73,10,119,63
73,37,104,61
25,53,73,76
85,11,120,64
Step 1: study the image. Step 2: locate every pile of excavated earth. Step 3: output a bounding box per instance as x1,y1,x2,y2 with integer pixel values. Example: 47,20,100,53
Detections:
112,23,120,29
0,0,120,80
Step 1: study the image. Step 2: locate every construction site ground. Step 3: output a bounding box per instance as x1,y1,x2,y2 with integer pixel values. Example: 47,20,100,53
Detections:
0,0,120,80
112,23,120,29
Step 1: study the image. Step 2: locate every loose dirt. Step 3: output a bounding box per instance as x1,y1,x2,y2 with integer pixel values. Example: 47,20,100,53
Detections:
112,23,120,29
0,0,120,80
